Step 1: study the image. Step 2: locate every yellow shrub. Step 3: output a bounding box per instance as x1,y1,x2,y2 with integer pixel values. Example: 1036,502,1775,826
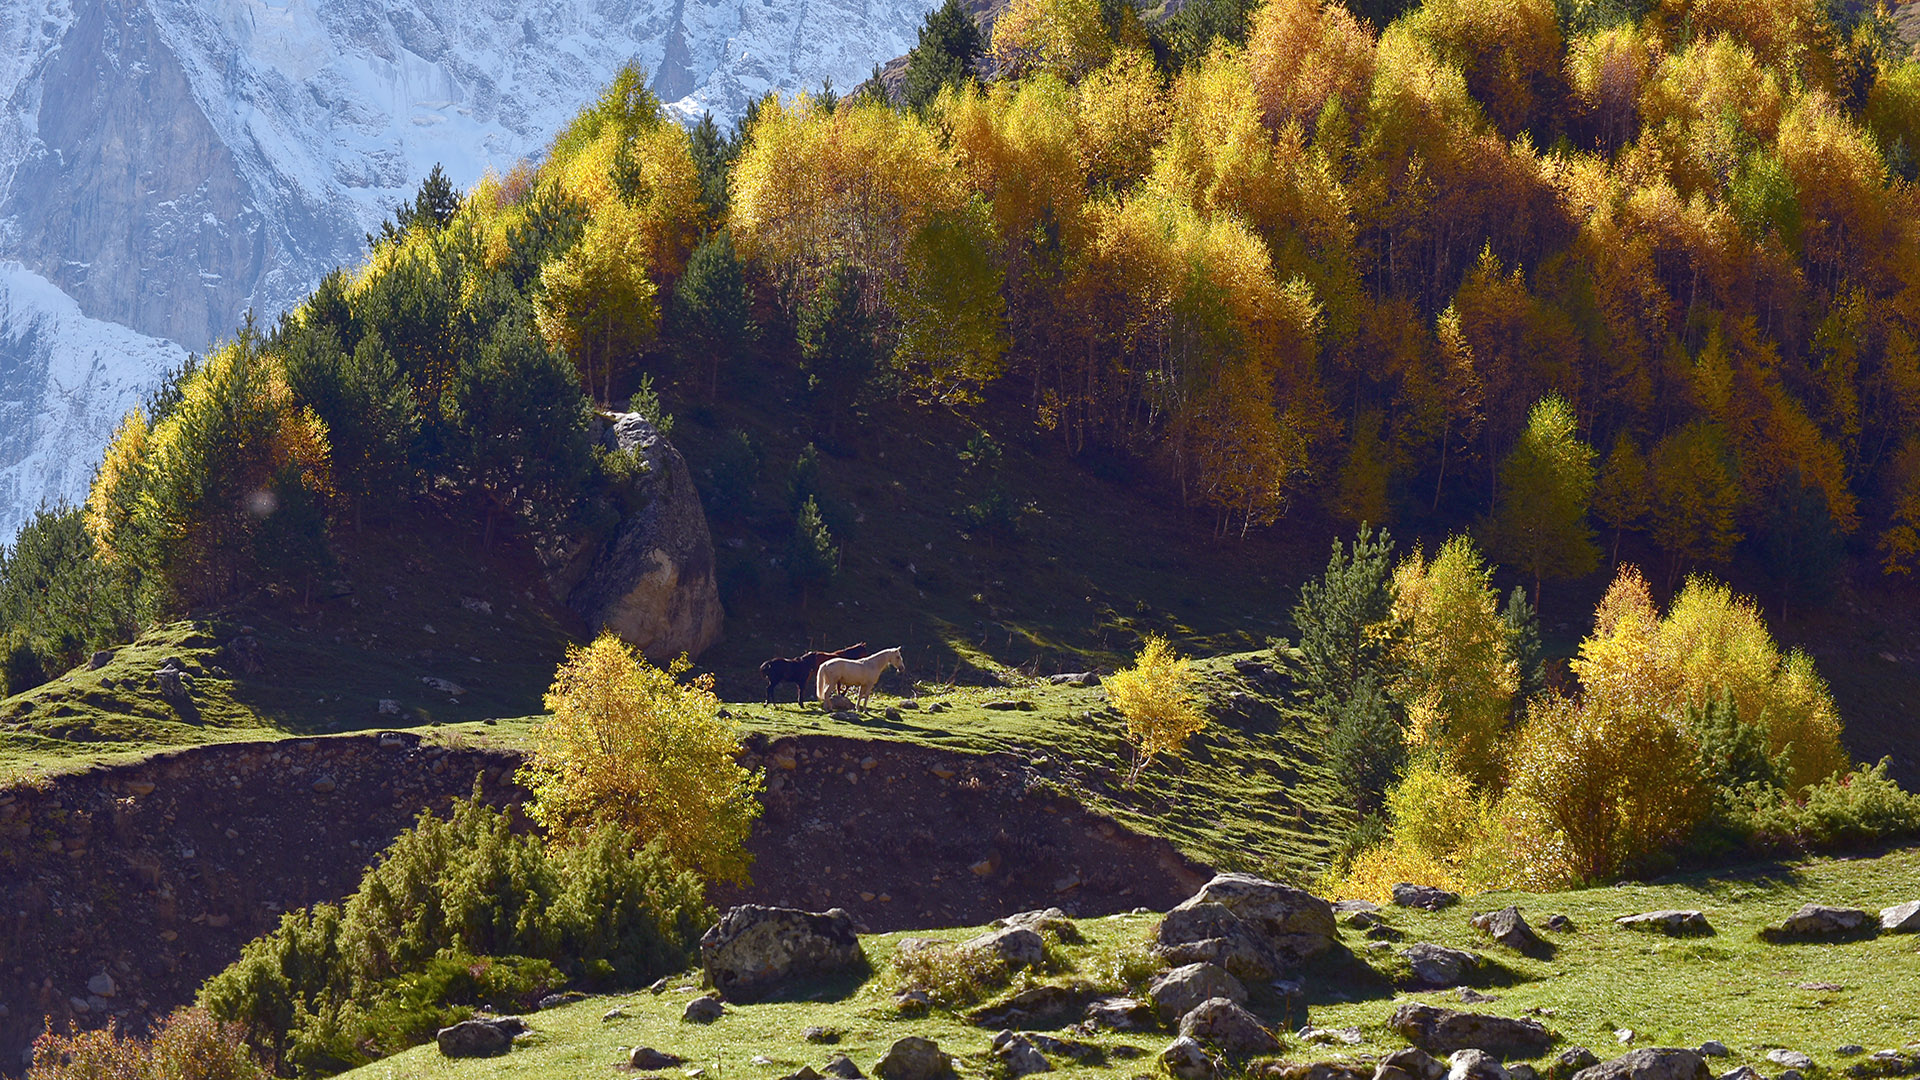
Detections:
517,633,764,883
1104,634,1206,786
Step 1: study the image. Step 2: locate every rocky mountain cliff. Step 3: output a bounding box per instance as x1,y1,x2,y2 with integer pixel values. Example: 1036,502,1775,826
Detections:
0,0,934,541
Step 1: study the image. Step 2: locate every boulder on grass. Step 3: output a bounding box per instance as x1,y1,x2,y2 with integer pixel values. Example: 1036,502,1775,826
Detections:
996,907,1085,943
1451,1050,1512,1080
683,995,726,1023
873,1037,957,1080
1177,997,1282,1054
1776,904,1872,938
1472,906,1546,953
991,1032,1053,1077
1614,911,1712,936
1163,1036,1218,1080
1172,874,1338,960
1156,902,1284,982
1374,1048,1448,1080
1084,996,1156,1031
1393,883,1460,911
1571,1049,1711,1080
1547,1050,1601,1080
700,906,868,1002
1399,943,1483,989
632,1047,686,1069
436,1019,515,1058
1150,962,1247,1023
1881,900,1920,932
1390,1003,1554,1057
961,926,1046,970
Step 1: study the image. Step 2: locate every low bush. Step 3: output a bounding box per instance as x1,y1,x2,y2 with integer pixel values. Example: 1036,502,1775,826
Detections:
28,1007,269,1080
198,791,709,1076
1733,759,1920,852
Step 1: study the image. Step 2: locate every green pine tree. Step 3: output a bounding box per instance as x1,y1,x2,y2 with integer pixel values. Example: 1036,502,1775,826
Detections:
672,231,757,397
902,0,985,111
796,264,878,436
787,496,839,607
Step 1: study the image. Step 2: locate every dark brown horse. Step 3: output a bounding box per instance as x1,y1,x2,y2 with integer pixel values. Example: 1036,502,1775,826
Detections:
759,642,867,703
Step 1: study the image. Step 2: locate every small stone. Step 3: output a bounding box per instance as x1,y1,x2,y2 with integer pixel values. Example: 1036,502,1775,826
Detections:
823,1053,864,1079
69,997,91,1015
634,1048,688,1070
1615,910,1713,935
87,973,116,998
1399,942,1482,988
1699,1043,1729,1058
1836,1046,1865,1057
310,777,337,794
1617,1030,1636,1045
1161,1036,1216,1080
993,1032,1053,1077
378,700,404,717
1450,1049,1511,1080
804,1027,839,1044
437,1019,513,1058
1176,997,1280,1054
1719,1067,1766,1080
1458,988,1497,1004
1549,1049,1601,1080
781,1068,824,1080
752,1056,776,1066
1767,1051,1815,1071
125,780,155,797
602,1006,626,1022
683,995,726,1023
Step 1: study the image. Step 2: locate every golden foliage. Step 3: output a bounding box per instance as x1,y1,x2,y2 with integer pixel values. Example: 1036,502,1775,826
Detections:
517,633,764,883
1390,536,1518,790
1076,48,1169,193
1573,566,1849,790
989,0,1114,81
730,95,961,299
1403,0,1562,136
1245,0,1375,137
1104,634,1206,786
533,201,661,403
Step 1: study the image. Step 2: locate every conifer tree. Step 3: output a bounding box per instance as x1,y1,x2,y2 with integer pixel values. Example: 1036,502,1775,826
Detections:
787,496,839,607
903,0,985,112
1483,393,1599,601
797,263,878,434
672,230,757,397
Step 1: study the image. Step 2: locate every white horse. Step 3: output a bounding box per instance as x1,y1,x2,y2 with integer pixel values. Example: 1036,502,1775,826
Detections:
815,647,905,708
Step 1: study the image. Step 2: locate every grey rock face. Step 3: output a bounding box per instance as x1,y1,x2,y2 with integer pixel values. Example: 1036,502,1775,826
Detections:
557,414,725,661
873,1036,956,1080
1149,962,1247,1023
1615,910,1713,935
699,905,868,1003
1390,1003,1555,1057
1177,997,1280,1054
1778,905,1871,938
1572,1050,1712,1080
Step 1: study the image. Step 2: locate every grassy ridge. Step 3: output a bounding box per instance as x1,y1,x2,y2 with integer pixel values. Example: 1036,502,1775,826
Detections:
337,846,1920,1080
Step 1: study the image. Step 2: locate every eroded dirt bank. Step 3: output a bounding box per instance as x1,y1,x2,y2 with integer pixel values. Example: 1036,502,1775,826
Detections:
0,733,1210,1072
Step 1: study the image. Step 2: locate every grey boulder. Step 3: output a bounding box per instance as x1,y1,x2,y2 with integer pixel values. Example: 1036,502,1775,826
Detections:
1156,901,1285,983
1778,904,1872,938
961,926,1046,970
1451,1050,1512,1080
1572,1050,1712,1080
1163,1036,1218,1080
1390,1003,1555,1057
1881,900,1920,932
1400,943,1483,989
1084,996,1156,1031
1393,883,1461,911
873,1037,956,1080
436,1018,518,1058
991,1032,1052,1077
1150,962,1248,1023
699,905,868,1003
1615,911,1713,936
1472,906,1545,952
1548,1049,1602,1080
683,995,726,1023
1176,873,1339,959
1177,997,1281,1054
1375,1048,1448,1080
632,1047,686,1069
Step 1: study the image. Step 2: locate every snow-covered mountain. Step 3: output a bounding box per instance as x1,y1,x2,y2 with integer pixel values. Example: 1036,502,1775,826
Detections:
0,0,934,541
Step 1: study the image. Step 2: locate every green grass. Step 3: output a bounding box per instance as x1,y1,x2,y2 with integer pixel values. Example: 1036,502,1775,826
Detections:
336,846,1920,1080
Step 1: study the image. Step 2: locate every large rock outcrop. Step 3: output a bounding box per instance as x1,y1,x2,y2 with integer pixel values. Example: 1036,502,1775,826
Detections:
553,413,725,661
699,905,870,1003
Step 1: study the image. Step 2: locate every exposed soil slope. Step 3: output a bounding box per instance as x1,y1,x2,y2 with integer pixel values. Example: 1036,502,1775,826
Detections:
0,731,1209,1072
